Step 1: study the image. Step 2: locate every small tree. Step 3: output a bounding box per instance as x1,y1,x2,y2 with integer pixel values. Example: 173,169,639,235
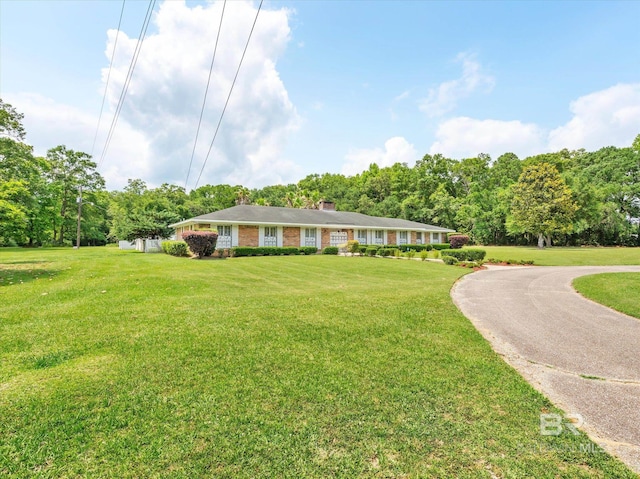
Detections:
346,239,360,255
182,230,218,258
448,234,469,249
509,163,577,248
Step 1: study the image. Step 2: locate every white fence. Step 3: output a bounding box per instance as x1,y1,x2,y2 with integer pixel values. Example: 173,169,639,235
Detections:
119,238,164,253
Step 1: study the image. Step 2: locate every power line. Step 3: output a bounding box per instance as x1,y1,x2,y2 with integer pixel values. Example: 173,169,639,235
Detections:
193,0,263,190
98,0,157,169
184,0,227,190
90,0,126,158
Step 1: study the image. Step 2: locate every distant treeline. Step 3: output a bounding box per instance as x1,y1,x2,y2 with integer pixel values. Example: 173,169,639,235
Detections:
1,98,639,247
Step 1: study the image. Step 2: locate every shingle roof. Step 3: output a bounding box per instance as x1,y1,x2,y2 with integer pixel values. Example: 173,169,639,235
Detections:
170,205,454,232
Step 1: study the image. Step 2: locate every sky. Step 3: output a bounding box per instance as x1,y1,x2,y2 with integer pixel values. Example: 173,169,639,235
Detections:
1,0,639,191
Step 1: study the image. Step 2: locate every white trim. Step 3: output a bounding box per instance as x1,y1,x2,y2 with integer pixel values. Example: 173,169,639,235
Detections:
232,225,239,247
276,226,283,247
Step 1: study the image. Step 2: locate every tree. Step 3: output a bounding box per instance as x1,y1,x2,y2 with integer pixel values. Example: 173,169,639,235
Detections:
509,163,578,248
46,145,105,244
0,99,26,141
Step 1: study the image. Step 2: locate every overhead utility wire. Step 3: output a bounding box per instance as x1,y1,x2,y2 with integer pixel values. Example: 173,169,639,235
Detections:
184,0,227,190
98,0,157,169
90,0,126,158
193,0,263,190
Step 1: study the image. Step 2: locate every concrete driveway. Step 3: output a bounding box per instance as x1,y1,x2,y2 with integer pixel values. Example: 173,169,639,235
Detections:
451,265,640,472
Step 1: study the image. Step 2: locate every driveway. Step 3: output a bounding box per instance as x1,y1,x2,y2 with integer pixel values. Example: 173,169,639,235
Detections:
451,265,640,472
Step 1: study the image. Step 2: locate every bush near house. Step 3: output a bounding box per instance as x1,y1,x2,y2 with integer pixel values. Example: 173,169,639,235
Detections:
230,246,318,257
442,255,459,265
323,246,339,255
346,240,360,254
161,240,189,257
182,231,218,258
448,234,470,249
397,244,430,252
440,249,486,262
365,246,378,256
431,243,452,250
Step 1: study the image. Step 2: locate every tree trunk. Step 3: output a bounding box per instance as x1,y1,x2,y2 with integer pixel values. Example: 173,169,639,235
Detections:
545,235,552,248
537,233,545,248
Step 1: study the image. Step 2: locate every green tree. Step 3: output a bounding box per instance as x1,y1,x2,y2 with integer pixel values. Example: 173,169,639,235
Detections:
509,163,578,248
46,145,105,244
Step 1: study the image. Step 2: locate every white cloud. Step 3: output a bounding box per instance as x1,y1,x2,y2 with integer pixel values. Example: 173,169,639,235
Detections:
342,137,418,176
419,52,494,118
429,83,640,160
11,0,300,191
429,117,545,159
6,92,152,188
99,0,301,190
548,83,640,151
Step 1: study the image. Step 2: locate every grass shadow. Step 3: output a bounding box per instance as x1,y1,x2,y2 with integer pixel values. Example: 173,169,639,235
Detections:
0,263,61,287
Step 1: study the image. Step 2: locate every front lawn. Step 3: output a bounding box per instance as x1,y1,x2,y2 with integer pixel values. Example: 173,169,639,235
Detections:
468,245,640,266
0,248,635,477
573,273,640,320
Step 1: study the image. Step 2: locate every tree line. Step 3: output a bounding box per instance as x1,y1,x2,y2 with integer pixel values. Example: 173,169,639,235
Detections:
1,98,639,247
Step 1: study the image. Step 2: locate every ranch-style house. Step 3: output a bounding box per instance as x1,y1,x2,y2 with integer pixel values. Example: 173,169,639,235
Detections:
170,201,454,249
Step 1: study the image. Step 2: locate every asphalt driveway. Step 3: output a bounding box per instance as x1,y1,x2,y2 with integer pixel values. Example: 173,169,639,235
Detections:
451,265,640,473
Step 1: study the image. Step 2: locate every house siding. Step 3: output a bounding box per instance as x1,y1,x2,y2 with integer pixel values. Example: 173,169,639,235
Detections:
411,231,417,244
239,225,259,247
283,227,300,247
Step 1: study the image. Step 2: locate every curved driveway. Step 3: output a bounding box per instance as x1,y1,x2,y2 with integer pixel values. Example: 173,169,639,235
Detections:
451,265,640,472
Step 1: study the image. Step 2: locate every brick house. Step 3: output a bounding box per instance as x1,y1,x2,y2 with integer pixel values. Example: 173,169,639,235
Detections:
170,201,454,249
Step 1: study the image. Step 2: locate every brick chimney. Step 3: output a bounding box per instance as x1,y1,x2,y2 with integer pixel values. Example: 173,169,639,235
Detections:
318,200,335,211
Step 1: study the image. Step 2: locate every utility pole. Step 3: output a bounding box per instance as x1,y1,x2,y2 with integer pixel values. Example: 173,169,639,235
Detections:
76,186,83,249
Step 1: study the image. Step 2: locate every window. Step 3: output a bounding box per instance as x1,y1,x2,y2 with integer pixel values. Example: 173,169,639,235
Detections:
264,226,277,246
217,225,232,248
415,232,423,244
399,231,408,245
374,230,384,245
356,229,367,243
304,228,317,246
432,232,440,244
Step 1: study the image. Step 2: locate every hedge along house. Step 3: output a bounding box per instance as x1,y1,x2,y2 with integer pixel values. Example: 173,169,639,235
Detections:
170,201,454,250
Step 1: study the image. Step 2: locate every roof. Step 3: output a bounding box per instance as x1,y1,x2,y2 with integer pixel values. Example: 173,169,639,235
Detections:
170,205,454,232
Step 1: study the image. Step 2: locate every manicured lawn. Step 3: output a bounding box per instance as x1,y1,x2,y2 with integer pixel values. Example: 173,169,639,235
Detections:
0,248,635,478
468,245,640,266
574,273,640,320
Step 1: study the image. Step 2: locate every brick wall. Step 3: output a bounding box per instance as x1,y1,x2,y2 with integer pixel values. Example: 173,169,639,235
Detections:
387,231,396,245
347,229,354,241
283,227,300,247
239,225,259,247
411,231,417,244
321,228,331,249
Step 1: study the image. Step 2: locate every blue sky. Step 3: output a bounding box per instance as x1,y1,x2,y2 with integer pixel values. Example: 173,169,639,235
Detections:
1,0,639,190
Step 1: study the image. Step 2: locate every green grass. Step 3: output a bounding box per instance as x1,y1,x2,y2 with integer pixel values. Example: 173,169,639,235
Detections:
574,273,640,320
467,245,640,266
0,247,635,478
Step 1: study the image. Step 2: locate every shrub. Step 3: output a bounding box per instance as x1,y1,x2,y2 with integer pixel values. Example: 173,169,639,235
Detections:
397,244,429,252
406,249,416,259
449,234,470,249
323,246,339,255
299,246,318,255
440,249,486,261
378,248,391,257
425,244,433,251
230,246,316,257
365,246,378,257
161,240,189,257
420,250,429,261
358,245,368,254
182,231,218,258
431,243,451,250
432,250,440,259
346,240,360,254
441,255,458,265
